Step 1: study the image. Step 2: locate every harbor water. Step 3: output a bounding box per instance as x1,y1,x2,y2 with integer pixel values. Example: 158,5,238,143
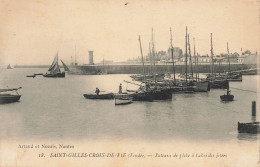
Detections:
0,68,259,141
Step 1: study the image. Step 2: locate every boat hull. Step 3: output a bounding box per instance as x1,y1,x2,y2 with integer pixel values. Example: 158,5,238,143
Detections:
114,92,153,101
43,72,65,78
0,94,21,104
209,80,229,89
220,94,234,101
115,98,133,105
238,122,260,134
194,81,210,92
83,93,114,99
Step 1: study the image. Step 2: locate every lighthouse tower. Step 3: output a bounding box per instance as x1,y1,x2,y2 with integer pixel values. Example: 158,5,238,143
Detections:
88,51,94,65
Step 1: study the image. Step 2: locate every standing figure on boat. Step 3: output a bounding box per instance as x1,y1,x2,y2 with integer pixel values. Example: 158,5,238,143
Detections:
95,88,100,95
119,83,122,94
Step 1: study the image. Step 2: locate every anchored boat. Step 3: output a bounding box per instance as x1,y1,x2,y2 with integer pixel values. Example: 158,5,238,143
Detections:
0,87,22,104
220,88,234,101
115,98,133,105
83,93,114,99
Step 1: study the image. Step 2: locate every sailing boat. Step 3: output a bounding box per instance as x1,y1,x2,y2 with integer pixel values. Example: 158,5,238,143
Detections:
206,33,229,89
43,52,65,78
7,64,12,69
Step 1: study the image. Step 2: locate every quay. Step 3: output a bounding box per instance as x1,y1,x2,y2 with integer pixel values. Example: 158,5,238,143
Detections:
14,64,258,75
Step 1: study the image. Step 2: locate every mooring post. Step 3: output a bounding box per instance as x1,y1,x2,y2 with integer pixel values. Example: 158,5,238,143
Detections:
252,101,256,117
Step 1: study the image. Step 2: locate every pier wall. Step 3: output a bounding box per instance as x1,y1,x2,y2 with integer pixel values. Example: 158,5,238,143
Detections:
76,64,257,74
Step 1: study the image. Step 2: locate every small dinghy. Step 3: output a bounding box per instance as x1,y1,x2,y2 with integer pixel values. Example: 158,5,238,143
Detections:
115,98,133,105
83,93,114,99
220,88,234,101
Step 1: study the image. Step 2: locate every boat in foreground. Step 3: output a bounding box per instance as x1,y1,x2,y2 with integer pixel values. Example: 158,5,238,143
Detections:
0,94,21,104
83,93,114,99
115,98,133,105
0,87,22,104
220,88,234,101
238,122,260,134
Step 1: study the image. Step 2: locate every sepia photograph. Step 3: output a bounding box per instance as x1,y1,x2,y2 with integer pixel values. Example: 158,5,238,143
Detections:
0,0,259,166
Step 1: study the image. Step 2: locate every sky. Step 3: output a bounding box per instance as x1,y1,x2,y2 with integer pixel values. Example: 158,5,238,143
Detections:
0,0,259,65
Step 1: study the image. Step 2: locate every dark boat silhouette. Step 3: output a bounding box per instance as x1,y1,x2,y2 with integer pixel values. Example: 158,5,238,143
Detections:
83,93,114,99
220,88,234,101
238,122,260,134
0,87,22,104
0,94,21,104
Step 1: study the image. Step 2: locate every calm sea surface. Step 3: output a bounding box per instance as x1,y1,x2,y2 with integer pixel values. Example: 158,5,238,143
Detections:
0,68,259,141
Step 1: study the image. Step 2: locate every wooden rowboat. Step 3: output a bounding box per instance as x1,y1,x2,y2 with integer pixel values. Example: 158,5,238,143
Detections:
115,98,133,105
83,93,114,99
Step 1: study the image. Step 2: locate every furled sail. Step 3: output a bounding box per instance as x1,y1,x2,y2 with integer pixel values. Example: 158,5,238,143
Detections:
48,52,61,74
60,59,70,71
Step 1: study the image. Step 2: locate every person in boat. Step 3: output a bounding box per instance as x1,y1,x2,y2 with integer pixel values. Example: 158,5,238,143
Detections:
227,90,231,95
119,83,122,94
95,88,100,95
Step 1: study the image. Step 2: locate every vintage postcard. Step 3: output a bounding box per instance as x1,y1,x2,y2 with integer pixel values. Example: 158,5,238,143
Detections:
0,0,259,166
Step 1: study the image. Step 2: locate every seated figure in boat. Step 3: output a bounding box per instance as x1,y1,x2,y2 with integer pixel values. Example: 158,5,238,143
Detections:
95,88,100,95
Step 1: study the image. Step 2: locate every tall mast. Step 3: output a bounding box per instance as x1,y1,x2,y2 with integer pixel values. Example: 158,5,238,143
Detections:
149,42,153,74
194,38,197,81
227,42,231,74
210,33,214,76
197,52,200,80
185,26,188,83
188,34,193,80
152,28,156,82
138,35,145,82
170,27,176,82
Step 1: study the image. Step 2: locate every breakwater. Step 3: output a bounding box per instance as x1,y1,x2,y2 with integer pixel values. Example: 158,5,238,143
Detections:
74,64,257,75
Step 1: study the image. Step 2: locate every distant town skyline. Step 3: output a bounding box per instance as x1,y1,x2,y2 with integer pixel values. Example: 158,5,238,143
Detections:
0,0,259,66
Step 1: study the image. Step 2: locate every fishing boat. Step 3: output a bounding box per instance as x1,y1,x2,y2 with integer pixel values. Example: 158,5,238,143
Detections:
115,98,133,105
0,87,22,104
43,52,65,78
83,93,114,99
238,122,260,134
220,88,234,101
7,64,12,69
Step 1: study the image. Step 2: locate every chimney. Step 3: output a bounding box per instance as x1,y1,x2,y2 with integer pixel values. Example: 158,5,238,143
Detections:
88,51,94,65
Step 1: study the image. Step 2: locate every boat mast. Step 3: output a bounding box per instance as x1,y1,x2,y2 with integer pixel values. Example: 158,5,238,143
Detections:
185,26,188,83
170,27,176,82
194,37,197,81
152,28,156,82
197,52,200,80
138,35,146,82
210,33,214,76
149,42,153,74
227,42,231,74
188,34,193,80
